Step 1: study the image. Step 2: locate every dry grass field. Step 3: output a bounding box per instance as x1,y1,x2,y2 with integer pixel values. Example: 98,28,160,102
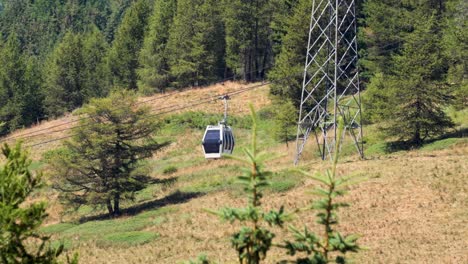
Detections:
46,144,467,264
1,82,467,263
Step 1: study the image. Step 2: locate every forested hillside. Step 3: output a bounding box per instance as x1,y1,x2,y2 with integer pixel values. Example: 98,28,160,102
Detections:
0,1,467,262
1,0,465,141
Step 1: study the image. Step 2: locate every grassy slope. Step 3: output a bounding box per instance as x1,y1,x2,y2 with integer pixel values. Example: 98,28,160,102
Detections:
2,82,467,263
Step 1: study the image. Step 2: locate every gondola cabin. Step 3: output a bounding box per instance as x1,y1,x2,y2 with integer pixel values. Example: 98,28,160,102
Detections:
202,125,235,159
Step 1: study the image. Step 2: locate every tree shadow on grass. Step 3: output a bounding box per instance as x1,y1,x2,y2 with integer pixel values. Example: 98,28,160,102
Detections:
78,190,204,223
147,176,178,186
383,127,468,153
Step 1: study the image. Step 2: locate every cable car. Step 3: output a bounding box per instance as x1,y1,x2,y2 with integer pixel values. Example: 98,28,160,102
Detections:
201,95,235,159
202,124,235,159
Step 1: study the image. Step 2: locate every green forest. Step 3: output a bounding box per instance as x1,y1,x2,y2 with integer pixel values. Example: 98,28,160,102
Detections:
0,0,465,142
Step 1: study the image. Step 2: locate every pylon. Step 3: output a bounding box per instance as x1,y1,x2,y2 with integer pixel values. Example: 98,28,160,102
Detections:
294,0,364,164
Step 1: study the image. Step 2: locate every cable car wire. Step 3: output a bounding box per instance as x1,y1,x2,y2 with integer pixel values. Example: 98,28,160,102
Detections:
1,40,404,144
0,66,274,144
26,79,282,148
9,81,270,145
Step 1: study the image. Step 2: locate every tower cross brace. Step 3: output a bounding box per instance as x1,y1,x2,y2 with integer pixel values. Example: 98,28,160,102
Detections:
294,0,364,164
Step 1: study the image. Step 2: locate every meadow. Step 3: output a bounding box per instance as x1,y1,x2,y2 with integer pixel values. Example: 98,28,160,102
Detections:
4,82,467,263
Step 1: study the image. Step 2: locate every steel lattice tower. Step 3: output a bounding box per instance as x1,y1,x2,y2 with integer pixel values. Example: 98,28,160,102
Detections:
294,0,364,164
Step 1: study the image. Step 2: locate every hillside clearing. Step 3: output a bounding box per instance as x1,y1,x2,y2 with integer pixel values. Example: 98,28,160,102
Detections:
1,82,467,263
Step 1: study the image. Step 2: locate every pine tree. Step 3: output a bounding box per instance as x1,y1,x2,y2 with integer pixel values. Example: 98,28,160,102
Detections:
43,32,85,117
82,28,111,99
166,0,225,88
0,33,43,135
360,0,413,78
362,72,394,124
0,33,26,135
280,120,361,263
108,0,151,90
268,0,311,106
209,105,289,263
383,14,454,145
104,0,134,42
19,57,45,127
43,30,110,118
442,0,467,109
137,0,177,94
273,100,297,147
269,0,300,56
0,143,76,263
49,90,167,217
222,0,273,81
0,0,113,57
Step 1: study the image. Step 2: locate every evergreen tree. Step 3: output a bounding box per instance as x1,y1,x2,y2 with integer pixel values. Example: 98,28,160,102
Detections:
269,0,300,56
383,14,454,145
49,90,167,217
223,0,273,81
0,0,113,57
442,0,467,109
82,28,111,99
61,0,111,33
361,0,463,129
104,0,134,42
0,143,75,263
166,0,200,88
360,0,413,77
166,0,225,88
268,0,311,106
108,0,151,90
0,33,43,135
280,120,360,263
195,0,226,83
362,72,393,124
137,0,177,94
0,33,26,135
43,32,86,117
19,57,45,127
273,100,297,147
209,105,289,263
43,30,110,118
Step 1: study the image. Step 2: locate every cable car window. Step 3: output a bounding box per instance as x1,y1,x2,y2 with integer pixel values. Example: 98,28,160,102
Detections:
223,132,227,151
203,130,221,154
231,131,235,150
227,131,232,150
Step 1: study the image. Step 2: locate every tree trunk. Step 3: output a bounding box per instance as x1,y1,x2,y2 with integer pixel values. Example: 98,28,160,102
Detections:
106,198,114,217
413,99,422,145
113,193,121,216
412,124,422,146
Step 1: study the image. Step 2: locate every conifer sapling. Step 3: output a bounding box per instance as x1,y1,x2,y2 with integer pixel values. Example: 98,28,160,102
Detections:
280,119,361,263
209,105,290,264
